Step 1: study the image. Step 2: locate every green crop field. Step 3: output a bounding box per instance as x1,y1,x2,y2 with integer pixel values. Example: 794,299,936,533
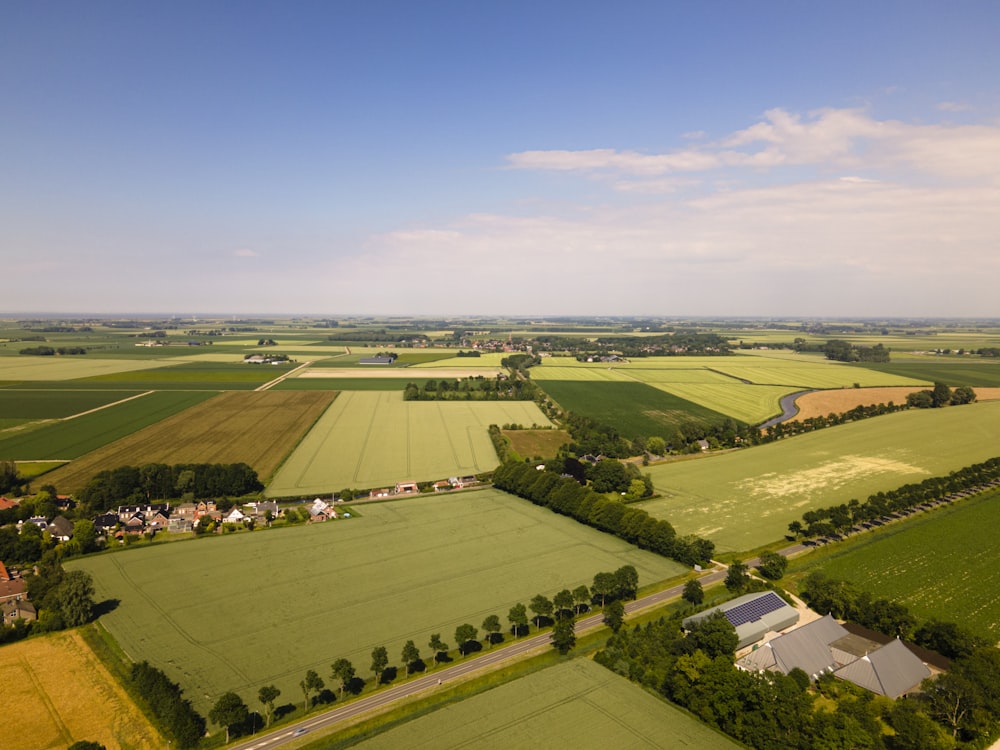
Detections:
42,390,336,492
266,392,551,496
650,383,793,425
854,360,1000,387
0,391,215,461
67,490,687,714
274,378,408,391
420,353,509,368
538,381,735,441
349,658,741,750
788,489,1000,639
76,361,290,390
638,400,1000,553
0,355,172,381
0,390,139,419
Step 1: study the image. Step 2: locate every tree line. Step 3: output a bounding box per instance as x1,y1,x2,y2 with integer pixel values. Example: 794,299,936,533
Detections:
787,457,1000,539
77,462,263,514
200,567,637,743
492,460,714,567
403,375,538,401
18,345,87,355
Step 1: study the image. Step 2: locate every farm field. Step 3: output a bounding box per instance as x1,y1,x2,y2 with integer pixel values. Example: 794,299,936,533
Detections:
0,355,171,381
854,360,1000,387
788,489,1000,640
350,658,741,750
266,391,550,496
538,380,735,441
650,383,793,425
296,367,501,379
0,630,161,750
0,391,215,461
42,390,336,492
0,389,139,419
68,489,687,714
503,428,571,459
639,400,1000,553
76,361,291,390
790,387,925,421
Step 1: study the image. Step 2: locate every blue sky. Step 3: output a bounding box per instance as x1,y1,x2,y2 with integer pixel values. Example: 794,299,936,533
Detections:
3,1,999,317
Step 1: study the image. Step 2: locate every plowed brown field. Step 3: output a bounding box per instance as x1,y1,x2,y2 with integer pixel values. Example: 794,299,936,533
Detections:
44,390,336,492
791,386,1000,422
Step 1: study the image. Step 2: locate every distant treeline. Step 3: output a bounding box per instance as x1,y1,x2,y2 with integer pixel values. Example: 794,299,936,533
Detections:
328,330,430,343
403,375,537,401
492,460,714,567
19,346,87,355
78,462,263,514
789,457,1000,539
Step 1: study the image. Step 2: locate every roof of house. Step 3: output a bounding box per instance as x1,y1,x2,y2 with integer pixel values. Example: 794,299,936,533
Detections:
0,561,10,581
0,497,19,511
48,515,74,538
684,591,800,649
738,614,849,678
834,638,931,698
0,577,26,601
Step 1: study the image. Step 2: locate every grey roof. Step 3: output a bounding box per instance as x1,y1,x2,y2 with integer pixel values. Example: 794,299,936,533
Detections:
738,615,849,678
834,638,931,698
683,591,800,650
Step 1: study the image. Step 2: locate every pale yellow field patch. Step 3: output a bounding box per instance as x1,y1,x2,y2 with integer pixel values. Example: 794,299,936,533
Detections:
792,386,1000,421
0,357,171,381
735,455,930,502
0,630,161,750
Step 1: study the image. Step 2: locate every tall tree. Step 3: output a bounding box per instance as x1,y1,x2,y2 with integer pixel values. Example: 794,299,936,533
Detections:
604,599,626,633
529,594,554,628
257,685,280,728
614,565,639,599
551,618,576,654
572,585,591,613
481,614,502,647
299,670,324,711
591,572,616,607
56,570,95,627
209,692,248,744
331,659,355,699
370,646,389,685
428,633,448,661
553,589,575,619
455,623,478,656
507,603,528,637
724,560,749,593
682,579,704,606
401,640,421,674
756,551,788,580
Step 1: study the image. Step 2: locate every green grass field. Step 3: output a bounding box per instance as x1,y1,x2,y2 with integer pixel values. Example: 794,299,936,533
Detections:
0,390,139,419
649,383,793,424
639,400,1000,553
348,658,741,750
76,361,290,390
0,391,216,460
0,355,172,381
788,489,1000,639
67,490,687,714
266,392,552,496
538,381,736,441
853,360,1000,387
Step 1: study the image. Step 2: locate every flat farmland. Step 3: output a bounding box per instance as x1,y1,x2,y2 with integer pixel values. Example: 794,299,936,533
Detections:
639,400,1000,553
0,355,170,381
0,391,214,461
651,383,793,424
78,361,290,390
352,658,741,750
790,387,925,421
43,390,335,492
538,381,733,441
789,489,1000,639
419,352,509,368
267,392,550,495
296,367,501,380
503,429,571,458
0,389,138,419
68,490,687,714
856,359,1000,387
0,630,160,750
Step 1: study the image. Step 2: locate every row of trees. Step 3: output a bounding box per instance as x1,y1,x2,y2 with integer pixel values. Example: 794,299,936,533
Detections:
788,457,1000,539
763,399,909,440
492,460,714,567
403,375,538,401
205,568,637,741
906,382,977,409
823,339,891,362
18,345,87,355
130,662,206,747
77,462,263,514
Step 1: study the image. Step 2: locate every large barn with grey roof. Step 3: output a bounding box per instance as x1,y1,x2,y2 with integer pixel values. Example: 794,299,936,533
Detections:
682,591,800,649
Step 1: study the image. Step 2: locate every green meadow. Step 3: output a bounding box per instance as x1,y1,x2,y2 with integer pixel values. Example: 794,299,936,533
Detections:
348,658,741,750
639,400,1000,553
788,489,1000,639
68,490,687,714
266,392,552,496
0,390,138,419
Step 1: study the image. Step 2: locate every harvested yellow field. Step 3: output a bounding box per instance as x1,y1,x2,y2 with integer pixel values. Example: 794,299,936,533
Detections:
790,387,923,421
791,386,1000,421
0,630,161,750
44,390,336,493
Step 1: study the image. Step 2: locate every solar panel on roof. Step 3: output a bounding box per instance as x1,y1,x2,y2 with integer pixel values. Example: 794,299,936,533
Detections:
723,592,788,628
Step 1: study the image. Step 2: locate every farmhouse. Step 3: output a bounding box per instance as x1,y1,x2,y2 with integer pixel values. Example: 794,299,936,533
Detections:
1,599,35,624
683,591,799,650
0,573,26,604
394,481,418,494
224,507,247,525
47,515,74,542
735,615,932,698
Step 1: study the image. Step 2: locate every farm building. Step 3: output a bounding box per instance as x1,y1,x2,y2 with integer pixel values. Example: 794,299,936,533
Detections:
1,599,35,625
359,354,397,365
736,615,932,698
683,591,799,649
47,515,74,542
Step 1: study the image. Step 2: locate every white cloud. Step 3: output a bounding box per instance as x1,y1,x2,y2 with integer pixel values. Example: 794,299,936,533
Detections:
233,248,260,257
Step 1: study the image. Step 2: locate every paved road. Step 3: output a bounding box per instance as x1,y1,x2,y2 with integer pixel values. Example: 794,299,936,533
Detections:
229,570,730,750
